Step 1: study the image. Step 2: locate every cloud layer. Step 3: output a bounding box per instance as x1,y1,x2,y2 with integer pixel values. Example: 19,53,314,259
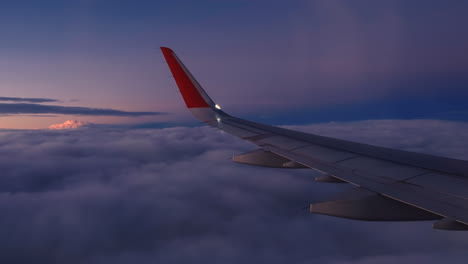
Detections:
0,120,467,263
0,103,162,116
0,96,59,103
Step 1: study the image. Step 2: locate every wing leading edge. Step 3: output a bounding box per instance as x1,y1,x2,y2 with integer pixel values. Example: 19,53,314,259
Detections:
161,47,468,230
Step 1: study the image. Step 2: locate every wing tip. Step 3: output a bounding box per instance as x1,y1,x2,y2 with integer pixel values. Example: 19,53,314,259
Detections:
160,46,213,109
160,46,173,52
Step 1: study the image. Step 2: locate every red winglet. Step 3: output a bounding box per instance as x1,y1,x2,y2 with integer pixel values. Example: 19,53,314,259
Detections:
161,47,210,108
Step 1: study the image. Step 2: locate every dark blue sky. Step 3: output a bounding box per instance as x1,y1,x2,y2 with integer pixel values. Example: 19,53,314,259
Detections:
0,0,467,128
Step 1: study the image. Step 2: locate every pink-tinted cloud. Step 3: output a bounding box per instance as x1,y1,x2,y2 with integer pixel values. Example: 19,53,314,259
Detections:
48,120,91,129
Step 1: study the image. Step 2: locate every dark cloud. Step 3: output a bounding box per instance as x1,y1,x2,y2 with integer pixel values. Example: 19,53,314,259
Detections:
0,103,162,116
0,120,467,263
0,96,59,103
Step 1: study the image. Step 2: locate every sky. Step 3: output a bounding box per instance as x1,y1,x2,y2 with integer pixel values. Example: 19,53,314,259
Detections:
1,1,468,263
0,0,467,128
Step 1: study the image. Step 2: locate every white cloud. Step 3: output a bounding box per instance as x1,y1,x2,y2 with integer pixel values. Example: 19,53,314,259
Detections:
48,120,92,129
0,120,467,263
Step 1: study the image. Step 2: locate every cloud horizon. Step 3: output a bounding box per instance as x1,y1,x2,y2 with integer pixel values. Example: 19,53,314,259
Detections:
0,102,163,117
0,96,60,103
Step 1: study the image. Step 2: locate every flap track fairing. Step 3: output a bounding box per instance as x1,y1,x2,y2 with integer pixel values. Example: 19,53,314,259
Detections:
310,188,441,221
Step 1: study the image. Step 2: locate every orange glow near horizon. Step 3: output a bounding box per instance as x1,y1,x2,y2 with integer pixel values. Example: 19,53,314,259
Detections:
0,113,181,130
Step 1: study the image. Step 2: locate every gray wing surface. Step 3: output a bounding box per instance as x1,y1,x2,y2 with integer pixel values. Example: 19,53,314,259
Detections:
161,47,468,230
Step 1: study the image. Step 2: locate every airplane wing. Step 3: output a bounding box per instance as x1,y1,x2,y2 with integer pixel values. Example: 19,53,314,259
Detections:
161,47,468,230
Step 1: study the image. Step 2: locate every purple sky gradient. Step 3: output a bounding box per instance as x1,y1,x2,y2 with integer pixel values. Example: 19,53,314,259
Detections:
0,0,467,128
